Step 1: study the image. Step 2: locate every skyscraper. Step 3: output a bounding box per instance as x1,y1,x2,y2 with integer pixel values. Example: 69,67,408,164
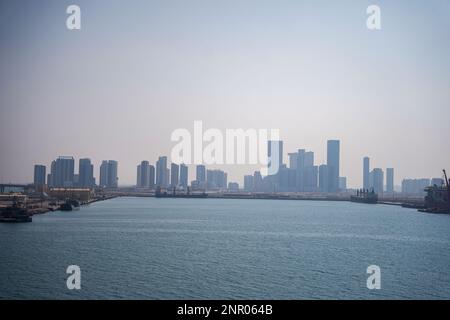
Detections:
371,168,384,194
156,156,168,187
268,140,283,175
149,165,155,188
296,149,305,192
196,165,206,182
33,165,46,187
79,158,95,188
288,152,298,169
386,168,394,193
318,164,328,193
171,163,179,187
326,140,340,193
100,160,118,188
136,161,151,187
179,164,188,188
51,156,75,187
363,157,370,189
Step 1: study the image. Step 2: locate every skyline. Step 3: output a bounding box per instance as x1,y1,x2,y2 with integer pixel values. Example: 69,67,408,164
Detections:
1,0,450,186
28,137,444,192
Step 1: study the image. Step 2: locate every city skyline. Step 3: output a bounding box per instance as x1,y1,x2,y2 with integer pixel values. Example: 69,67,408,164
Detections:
1,1,449,186
28,137,444,194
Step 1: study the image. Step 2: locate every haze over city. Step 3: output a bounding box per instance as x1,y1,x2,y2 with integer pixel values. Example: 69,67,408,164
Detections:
1,0,449,186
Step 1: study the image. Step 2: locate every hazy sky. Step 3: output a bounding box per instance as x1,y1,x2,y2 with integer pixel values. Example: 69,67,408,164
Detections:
1,0,449,187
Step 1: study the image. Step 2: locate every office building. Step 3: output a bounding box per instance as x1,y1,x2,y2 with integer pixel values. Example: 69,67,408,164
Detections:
386,168,394,193
327,140,340,192
156,156,168,187
196,165,206,183
171,163,179,187
363,157,370,189
268,140,283,175
318,164,328,193
79,158,95,188
371,168,384,194
34,165,46,187
100,160,118,188
180,164,188,188
50,156,75,188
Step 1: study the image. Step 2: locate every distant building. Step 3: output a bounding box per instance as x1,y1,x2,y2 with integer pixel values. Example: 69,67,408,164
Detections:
100,160,118,188
296,149,305,192
253,171,263,192
136,161,152,188
50,156,75,188
327,140,340,193
363,157,370,189
34,165,46,187
206,169,227,190
179,164,188,188
288,152,298,170
244,175,254,192
156,156,168,187
228,182,239,191
196,165,206,182
402,179,430,195
386,168,394,193
371,168,384,194
339,177,347,191
79,158,95,188
318,165,328,192
170,163,179,187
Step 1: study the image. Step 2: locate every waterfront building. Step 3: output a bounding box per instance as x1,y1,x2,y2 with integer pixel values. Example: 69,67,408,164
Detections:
318,164,328,193
363,157,370,189
339,177,347,191
244,175,254,192
386,168,394,193
171,163,179,187
156,156,168,188
327,140,340,192
79,158,95,188
50,156,75,188
206,169,227,190
196,165,206,183
402,179,430,195
179,164,188,188
33,165,46,187
371,168,384,194
100,160,118,188
228,182,239,191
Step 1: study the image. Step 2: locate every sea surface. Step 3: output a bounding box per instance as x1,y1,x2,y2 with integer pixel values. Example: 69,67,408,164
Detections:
1,197,450,299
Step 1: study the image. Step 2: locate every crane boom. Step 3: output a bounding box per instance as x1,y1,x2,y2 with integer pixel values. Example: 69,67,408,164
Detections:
444,169,449,189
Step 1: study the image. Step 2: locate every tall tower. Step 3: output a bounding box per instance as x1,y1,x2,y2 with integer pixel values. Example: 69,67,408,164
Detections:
363,157,370,189
326,140,340,193
386,168,394,193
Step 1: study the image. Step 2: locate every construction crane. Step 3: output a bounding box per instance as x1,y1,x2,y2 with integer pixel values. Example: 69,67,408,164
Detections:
443,169,450,200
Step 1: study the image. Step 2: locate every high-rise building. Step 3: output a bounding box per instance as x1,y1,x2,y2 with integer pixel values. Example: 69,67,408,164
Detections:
244,175,254,192
339,177,347,190
156,156,168,187
136,161,151,187
386,168,394,193
327,140,340,192
170,163,179,187
268,140,283,175
33,165,46,187
179,164,188,188
206,169,227,190
402,179,430,195
79,158,95,188
363,157,370,189
318,164,328,193
100,160,118,188
288,152,298,170
371,168,384,194
196,165,206,182
50,156,75,187
149,165,155,188
296,149,305,192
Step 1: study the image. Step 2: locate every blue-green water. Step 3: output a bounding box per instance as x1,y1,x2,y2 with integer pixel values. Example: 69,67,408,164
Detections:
1,197,450,299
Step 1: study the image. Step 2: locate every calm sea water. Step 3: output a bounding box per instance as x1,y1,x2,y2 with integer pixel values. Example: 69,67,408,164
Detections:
1,197,450,299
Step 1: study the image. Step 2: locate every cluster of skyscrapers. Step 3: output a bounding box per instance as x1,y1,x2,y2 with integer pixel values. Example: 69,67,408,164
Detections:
136,159,227,191
33,157,118,189
362,157,394,194
243,140,342,193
